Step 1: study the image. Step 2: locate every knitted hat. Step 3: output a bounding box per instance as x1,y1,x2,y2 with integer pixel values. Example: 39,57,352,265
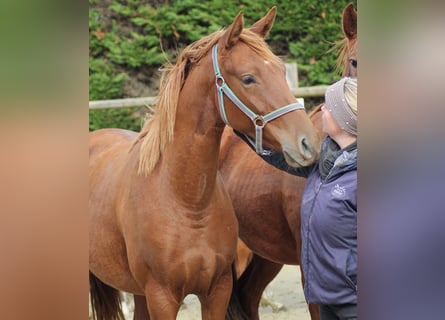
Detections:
325,77,357,136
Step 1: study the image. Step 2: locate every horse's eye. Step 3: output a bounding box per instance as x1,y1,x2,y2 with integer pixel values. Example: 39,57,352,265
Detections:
350,59,357,68
241,75,256,85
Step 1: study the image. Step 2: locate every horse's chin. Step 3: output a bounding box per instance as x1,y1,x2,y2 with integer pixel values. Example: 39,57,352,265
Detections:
283,151,305,168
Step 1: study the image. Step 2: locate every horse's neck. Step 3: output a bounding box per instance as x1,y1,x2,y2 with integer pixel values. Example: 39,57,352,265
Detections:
162,95,224,209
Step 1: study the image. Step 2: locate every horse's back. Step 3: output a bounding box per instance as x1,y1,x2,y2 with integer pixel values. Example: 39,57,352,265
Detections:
89,128,138,161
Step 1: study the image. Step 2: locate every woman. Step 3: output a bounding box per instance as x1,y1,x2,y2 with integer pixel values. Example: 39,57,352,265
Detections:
236,77,357,320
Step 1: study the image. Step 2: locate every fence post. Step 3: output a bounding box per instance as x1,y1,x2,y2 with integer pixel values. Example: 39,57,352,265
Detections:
285,62,299,92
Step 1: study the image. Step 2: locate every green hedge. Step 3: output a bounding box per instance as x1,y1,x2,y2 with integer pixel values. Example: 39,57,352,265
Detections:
89,0,356,130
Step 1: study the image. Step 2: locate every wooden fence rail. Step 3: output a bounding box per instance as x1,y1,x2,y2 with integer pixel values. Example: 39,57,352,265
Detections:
89,85,327,110
89,97,157,110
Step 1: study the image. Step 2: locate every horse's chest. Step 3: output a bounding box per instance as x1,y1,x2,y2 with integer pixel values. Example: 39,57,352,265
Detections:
158,220,238,260
167,250,231,292
149,223,237,288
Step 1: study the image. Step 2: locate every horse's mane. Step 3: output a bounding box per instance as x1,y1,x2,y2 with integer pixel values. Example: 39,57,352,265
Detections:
132,28,281,176
308,103,322,119
329,37,349,76
310,35,354,121
328,26,357,77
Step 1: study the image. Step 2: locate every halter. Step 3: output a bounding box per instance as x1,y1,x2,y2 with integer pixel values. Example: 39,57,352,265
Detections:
211,43,304,154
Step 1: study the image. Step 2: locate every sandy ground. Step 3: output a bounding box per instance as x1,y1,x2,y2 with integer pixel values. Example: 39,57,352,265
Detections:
90,265,311,319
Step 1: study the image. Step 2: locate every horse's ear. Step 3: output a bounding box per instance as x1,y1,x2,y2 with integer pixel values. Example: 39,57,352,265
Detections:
342,3,357,40
222,11,244,49
249,7,277,38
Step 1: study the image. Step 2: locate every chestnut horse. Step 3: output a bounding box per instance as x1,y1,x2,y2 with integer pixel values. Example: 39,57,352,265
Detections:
220,4,357,320
89,7,320,320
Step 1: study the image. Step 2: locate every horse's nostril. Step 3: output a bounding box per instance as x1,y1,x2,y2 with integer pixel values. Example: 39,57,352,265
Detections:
300,137,313,159
301,137,309,151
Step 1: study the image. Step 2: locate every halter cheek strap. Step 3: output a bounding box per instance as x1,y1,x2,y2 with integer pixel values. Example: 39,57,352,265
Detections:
211,44,304,154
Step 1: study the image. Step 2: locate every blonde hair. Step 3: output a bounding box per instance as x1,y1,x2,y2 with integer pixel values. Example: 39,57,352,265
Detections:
344,78,357,116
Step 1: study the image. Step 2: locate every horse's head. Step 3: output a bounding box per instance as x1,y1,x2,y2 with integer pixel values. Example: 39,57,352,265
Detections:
213,7,320,167
341,3,357,77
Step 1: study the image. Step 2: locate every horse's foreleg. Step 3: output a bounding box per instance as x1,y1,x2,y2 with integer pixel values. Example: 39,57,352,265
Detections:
133,294,150,320
309,303,320,320
238,254,283,320
200,271,233,320
143,282,180,320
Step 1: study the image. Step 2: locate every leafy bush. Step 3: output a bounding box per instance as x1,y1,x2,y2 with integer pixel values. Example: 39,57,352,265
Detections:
89,57,127,100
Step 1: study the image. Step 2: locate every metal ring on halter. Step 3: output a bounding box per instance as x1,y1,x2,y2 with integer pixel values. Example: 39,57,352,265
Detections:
216,75,225,88
253,116,265,128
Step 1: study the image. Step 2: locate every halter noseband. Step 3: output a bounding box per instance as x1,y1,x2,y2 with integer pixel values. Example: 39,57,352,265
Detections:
211,43,304,154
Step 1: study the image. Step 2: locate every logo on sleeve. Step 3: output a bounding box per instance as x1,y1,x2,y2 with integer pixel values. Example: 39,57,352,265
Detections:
331,184,346,198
